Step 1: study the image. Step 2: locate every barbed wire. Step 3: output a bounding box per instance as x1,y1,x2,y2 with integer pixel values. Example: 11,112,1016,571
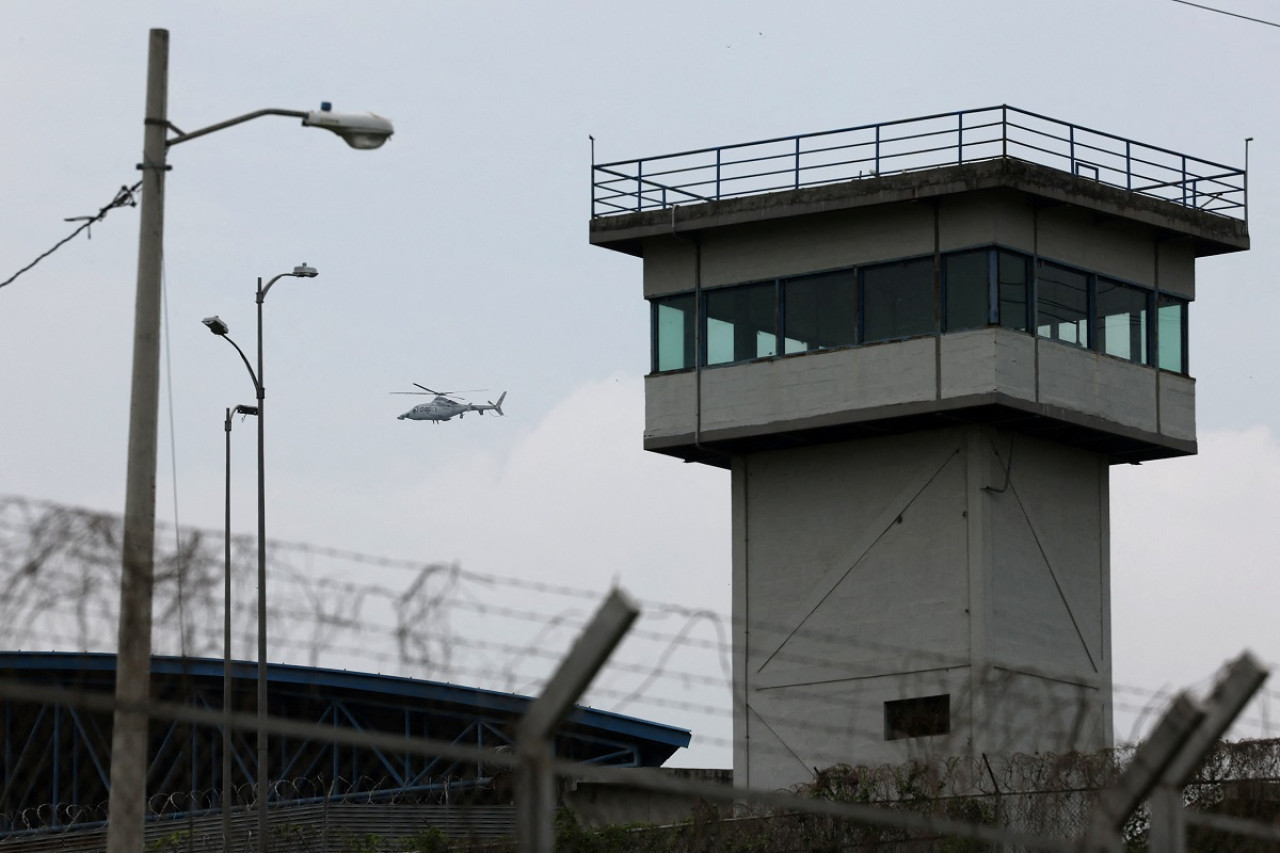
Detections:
0,181,140,290
1,493,1275,772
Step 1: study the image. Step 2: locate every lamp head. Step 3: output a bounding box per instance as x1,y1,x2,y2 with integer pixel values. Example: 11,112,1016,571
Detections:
202,315,230,336
292,263,318,278
302,102,394,150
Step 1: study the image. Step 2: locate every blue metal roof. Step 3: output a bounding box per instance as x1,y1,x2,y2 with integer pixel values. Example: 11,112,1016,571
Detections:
0,650,690,757
0,650,690,837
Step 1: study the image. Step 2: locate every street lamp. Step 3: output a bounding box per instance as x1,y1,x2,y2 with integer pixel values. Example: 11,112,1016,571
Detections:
221,402,256,851
204,262,315,853
110,28,389,853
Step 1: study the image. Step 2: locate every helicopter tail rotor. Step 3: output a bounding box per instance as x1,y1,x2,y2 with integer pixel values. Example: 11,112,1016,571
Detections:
489,392,506,416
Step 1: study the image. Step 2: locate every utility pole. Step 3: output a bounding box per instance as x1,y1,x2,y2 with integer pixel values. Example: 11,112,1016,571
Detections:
107,27,169,853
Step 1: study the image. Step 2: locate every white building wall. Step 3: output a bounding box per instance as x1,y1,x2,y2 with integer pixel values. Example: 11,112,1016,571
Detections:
732,427,1111,790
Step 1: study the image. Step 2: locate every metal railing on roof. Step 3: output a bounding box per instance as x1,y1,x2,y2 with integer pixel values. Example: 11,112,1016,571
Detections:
591,105,1246,220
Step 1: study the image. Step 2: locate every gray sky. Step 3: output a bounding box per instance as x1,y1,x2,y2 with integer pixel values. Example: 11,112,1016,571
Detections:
2,0,1278,768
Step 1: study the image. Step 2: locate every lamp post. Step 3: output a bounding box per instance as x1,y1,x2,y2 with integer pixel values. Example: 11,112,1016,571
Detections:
109,28,390,853
205,261,314,853
222,402,256,850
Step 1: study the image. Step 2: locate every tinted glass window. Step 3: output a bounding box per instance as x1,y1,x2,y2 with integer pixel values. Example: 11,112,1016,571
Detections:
944,250,990,332
1096,279,1149,364
862,257,935,343
705,282,777,365
1157,294,1187,373
783,270,857,353
998,251,1030,332
1036,262,1088,347
653,293,696,372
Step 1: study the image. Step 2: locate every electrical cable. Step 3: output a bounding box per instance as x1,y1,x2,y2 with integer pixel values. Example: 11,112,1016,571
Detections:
0,182,140,290
161,256,190,657
1169,0,1280,28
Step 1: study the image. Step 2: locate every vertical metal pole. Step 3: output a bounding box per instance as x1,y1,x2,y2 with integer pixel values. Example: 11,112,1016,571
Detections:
108,27,168,853
1244,137,1252,226
515,589,639,853
255,279,268,853
1085,693,1205,852
1148,653,1268,852
1001,106,1007,160
223,408,234,852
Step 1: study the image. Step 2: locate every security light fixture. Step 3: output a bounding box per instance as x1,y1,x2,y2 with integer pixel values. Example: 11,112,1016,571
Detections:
203,315,230,336
302,102,394,150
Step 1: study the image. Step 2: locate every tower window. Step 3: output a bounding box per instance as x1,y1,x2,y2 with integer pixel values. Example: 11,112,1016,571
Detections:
944,249,991,332
652,293,696,372
1096,278,1150,364
998,250,1031,332
706,282,778,365
862,257,936,343
884,694,950,740
1036,261,1089,347
1157,294,1188,373
783,269,858,353
646,247,1187,376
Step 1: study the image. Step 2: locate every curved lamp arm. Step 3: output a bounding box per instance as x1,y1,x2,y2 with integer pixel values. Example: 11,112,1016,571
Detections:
202,316,260,394
168,104,392,150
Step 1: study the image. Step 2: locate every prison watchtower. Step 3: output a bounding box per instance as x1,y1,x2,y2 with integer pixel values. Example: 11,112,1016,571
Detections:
589,106,1249,790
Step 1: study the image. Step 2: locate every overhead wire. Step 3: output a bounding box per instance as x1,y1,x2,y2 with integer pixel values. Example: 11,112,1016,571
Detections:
0,181,141,290
1169,0,1280,28
2,493,1275,760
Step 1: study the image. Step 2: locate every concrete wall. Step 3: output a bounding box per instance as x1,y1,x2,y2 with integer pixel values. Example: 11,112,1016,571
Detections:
642,187,1196,299
732,427,1112,790
645,329,1195,455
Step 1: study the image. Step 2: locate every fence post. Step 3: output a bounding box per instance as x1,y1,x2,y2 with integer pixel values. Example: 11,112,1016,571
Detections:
1147,652,1267,853
1083,693,1205,852
515,588,640,853
1085,652,1268,852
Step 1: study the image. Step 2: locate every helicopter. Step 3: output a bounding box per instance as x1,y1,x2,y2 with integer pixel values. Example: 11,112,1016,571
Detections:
394,384,507,423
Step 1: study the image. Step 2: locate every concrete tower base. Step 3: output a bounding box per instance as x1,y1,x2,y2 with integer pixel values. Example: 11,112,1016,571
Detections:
731,425,1113,790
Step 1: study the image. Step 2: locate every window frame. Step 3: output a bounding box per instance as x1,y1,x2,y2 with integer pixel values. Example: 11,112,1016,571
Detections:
645,246,1187,376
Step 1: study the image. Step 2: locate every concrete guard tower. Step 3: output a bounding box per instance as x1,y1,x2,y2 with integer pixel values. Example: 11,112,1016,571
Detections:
589,107,1249,789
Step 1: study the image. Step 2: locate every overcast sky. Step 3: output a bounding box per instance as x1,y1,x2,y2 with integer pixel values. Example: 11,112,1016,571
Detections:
2,0,1278,769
